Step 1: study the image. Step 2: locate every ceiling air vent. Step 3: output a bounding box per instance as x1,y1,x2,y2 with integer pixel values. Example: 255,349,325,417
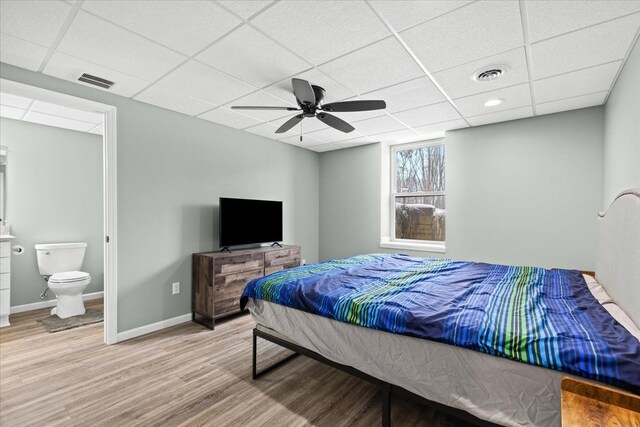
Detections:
78,73,115,89
472,64,510,82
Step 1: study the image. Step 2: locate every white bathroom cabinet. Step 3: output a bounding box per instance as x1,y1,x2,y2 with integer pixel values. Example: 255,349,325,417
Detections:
0,237,14,327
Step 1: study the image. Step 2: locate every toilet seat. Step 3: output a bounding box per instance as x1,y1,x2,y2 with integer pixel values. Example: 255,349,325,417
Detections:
48,271,91,284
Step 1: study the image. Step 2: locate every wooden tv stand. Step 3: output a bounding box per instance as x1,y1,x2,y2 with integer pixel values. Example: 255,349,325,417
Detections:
192,245,301,329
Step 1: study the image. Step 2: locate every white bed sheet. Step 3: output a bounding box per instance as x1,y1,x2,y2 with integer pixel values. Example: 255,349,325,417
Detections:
247,275,639,427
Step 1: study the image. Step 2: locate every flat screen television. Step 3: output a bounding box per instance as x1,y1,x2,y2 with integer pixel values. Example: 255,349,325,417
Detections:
219,197,283,248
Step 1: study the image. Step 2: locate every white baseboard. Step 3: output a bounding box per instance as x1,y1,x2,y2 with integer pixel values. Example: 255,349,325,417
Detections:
116,313,191,343
10,291,104,314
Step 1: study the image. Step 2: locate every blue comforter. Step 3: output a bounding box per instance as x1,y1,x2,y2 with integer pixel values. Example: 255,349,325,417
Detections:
241,254,640,393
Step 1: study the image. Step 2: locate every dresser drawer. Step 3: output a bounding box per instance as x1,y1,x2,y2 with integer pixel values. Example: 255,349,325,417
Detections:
0,241,10,258
264,248,301,268
0,273,9,290
265,261,301,276
214,253,264,275
0,288,9,315
214,269,263,299
0,257,10,273
214,296,242,318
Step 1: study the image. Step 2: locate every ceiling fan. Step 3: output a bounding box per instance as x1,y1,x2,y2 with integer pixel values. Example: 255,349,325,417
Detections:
231,78,387,135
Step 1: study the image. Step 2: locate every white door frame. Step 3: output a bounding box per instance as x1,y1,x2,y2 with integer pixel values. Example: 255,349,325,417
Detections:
1,78,118,344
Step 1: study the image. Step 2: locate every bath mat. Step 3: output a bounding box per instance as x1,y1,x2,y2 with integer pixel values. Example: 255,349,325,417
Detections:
39,308,104,332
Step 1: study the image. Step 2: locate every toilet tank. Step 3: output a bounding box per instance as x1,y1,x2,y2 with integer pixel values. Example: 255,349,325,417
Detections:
35,243,87,276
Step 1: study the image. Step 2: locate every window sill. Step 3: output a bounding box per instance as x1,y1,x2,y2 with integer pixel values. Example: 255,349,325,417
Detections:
379,240,446,253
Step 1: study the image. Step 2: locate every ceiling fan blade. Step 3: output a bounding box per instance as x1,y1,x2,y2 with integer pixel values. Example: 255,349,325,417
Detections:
322,100,386,112
231,106,299,111
276,114,304,133
292,78,316,105
317,112,355,133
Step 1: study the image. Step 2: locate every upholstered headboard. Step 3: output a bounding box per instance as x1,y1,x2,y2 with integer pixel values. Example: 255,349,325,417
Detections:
595,189,640,327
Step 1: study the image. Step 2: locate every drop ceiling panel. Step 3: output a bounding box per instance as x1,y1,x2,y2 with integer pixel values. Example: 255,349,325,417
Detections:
292,134,328,149
43,52,151,97
134,85,216,116
368,128,420,143
320,37,424,94
198,107,262,130
157,60,255,106
31,100,103,124
530,13,640,79
454,83,532,117
81,0,241,56
0,93,33,109
371,1,472,32
534,61,622,104
243,122,279,138
0,105,26,120
23,111,96,132
0,0,71,46
392,102,461,128
218,1,273,19
401,1,524,73
536,91,607,116
362,77,446,113
432,48,530,99
57,11,186,81
263,69,356,104
251,1,390,64
306,127,366,144
197,25,311,88
310,138,375,153
225,91,296,121
412,118,468,136
352,115,407,135
0,33,49,71
0,91,104,134
466,106,534,127
525,0,640,43
278,133,322,147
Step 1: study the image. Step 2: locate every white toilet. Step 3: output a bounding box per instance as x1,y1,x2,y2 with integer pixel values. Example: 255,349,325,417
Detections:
35,243,91,318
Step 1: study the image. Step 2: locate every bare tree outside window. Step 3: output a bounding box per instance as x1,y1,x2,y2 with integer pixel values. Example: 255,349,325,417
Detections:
393,141,445,242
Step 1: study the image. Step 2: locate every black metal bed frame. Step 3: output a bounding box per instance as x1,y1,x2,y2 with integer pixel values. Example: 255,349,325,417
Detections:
252,327,497,427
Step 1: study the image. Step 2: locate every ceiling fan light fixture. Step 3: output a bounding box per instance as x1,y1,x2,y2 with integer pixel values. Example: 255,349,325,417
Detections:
231,78,386,135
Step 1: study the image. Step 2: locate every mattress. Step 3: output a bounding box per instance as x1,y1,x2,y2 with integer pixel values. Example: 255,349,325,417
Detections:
247,274,639,427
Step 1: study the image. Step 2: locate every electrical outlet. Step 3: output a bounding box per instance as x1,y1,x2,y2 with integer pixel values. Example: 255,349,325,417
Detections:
172,282,180,295
302,259,307,265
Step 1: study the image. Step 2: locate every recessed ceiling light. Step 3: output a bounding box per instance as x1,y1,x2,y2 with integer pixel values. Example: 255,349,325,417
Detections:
484,99,503,107
472,64,511,82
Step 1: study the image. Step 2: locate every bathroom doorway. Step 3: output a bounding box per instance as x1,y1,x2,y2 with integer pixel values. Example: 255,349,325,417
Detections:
0,79,117,344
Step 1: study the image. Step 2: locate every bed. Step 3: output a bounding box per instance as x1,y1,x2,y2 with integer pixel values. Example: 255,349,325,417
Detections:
241,189,640,427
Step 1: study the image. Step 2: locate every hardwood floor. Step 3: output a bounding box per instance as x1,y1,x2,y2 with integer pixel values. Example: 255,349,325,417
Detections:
0,301,473,426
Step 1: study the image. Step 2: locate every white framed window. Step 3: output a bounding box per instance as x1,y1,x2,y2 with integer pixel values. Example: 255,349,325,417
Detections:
381,139,446,252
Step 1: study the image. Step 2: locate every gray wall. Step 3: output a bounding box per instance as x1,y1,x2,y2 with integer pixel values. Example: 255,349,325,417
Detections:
1,118,104,306
320,107,604,271
604,40,640,206
1,63,319,332
445,108,603,270
319,144,381,261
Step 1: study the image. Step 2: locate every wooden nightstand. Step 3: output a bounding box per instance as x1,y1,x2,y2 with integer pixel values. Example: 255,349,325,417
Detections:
561,377,640,426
